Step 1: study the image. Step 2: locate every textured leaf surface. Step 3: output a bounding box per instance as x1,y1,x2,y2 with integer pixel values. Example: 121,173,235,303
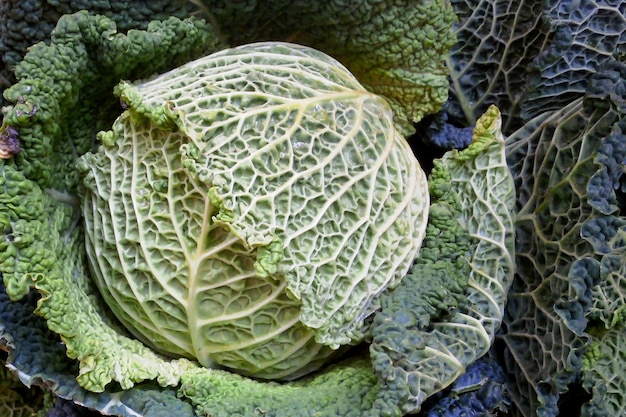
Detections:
0,12,221,393
194,0,457,134
0,68,503,417
520,0,626,121
581,326,626,417
0,281,196,417
447,0,626,134
179,356,381,417
0,161,194,393
0,0,197,115
1,11,221,191
501,62,626,417
368,106,515,415
79,42,429,379
447,0,551,133
175,108,513,416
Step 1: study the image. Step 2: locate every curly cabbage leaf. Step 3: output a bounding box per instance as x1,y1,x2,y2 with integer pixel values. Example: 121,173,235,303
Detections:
368,106,515,415
0,281,196,417
501,62,626,417
0,0,197,115
0,11,222,393
191,0,457,135
0,159,196,393
78,41,430,380
581,326,626,417
446,0,552,133
447,0,626,134
418,107,475,151
1,11,222,191
520,0,626,121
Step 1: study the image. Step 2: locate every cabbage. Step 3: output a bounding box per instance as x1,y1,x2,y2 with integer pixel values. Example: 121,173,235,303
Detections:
77,42,429,380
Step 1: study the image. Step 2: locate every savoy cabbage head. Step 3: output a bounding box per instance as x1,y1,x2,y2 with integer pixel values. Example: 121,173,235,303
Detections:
0,6,521,417
77,41,430,380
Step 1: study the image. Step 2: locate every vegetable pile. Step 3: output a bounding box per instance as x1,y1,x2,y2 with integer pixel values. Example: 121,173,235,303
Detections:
0,1,624,417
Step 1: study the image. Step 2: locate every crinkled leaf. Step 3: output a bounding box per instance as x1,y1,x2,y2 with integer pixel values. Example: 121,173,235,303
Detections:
501,99,596,417
175,108,511,417
0,357,45,417
195,0,457,134
0,280,196,417
447,0,626,135
0,0,198,115
446,0,552,133
1,11,222,191
0,160,195,392
179,356,381,417
368,106,515,415
414,105,474,151
0,12,222,393
501,62,626,417
520,0,626,121
581,326,626,417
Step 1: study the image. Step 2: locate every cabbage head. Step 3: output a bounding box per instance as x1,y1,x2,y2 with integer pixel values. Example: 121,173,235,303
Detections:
78,42,430,380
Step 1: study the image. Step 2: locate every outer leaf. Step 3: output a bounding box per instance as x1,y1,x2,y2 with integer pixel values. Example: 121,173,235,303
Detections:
0,0,197,116
447,0,626,134
501,62,626,417
0,281,196,417
1,11,221,191
195,0,458,134
520,0,626,121
179,356,381,417
577,65,626,416
0,12,222,392
0,161,195,392
501,99,597,417
79,41,430,379
369,106,516,415
446,0,552,133
581,326,626,417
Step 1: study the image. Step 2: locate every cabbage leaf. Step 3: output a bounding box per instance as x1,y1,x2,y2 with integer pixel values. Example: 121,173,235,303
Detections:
368,105,516,415
447,0,626,134
192,0,457,135
446,0,552,132
520,0,626,121
0,12,221,393
501,62,626,417
582,326,626,417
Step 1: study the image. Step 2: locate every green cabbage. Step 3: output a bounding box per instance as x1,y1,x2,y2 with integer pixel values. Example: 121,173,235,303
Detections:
0,8,523,417
77,42,430,380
